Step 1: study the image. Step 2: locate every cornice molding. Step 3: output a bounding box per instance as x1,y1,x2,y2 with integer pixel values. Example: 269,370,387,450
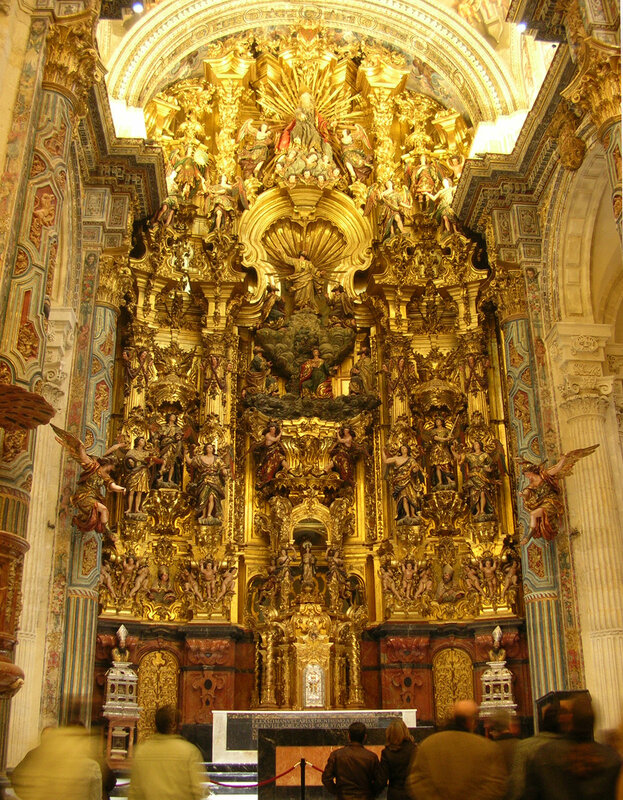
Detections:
77,81,166,217
453,46,576,230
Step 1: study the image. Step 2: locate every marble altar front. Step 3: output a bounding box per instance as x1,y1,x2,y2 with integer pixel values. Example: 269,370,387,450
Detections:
212,709,418,764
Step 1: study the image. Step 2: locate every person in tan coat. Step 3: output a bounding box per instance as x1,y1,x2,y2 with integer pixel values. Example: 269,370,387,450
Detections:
406,700,507,800
128,706,206,800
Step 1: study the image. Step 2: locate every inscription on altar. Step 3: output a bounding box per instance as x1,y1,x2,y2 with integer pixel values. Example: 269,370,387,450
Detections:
224,710,414,751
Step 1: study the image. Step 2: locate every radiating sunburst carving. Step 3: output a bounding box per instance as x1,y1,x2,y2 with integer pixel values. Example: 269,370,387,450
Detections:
262,218,347,271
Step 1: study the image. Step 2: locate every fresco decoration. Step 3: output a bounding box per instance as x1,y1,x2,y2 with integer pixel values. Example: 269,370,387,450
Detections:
82,27,525,708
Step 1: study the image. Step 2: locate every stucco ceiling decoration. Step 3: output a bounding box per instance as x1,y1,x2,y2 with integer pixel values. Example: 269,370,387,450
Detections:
105,0,523,124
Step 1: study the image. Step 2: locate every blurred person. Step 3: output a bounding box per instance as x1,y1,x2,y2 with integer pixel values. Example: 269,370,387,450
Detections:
523,695,621,800
322,721,383,800
486,709,519,773
507,704,562,800
128,705,206,800
379,717,417,800
10,722,101,800
91,719,117,800
405,699,507,800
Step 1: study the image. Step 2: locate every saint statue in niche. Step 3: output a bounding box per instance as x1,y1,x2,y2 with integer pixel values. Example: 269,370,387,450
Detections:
303,663,325,708
382,444,425,521
185,442,228,523
283,251,325,312
299,540,317,585
255,422,289,487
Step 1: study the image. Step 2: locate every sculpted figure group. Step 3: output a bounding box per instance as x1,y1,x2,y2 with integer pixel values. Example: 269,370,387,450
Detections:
53,412,232,530
379,549,518,612
99,552,238,611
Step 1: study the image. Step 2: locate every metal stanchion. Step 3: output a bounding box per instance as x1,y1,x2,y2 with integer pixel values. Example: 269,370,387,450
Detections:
300,757,306,800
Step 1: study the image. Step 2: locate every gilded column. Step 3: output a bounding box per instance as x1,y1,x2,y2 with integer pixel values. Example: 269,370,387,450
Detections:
488,253,568,701
359,62,409,185
549,324,623,728
260,631,276,707
60,250,130,724
347,631,365,707
204,54,253,180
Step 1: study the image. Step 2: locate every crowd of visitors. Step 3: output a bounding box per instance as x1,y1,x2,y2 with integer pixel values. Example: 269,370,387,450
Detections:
7,693,623,800
322,696,622,800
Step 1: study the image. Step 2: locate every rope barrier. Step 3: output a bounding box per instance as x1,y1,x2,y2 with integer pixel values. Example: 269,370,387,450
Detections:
308,762,324,773
208,761,300,788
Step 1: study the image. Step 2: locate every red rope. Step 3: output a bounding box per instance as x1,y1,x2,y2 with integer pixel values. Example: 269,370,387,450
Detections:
309,762,324,773
208,762,300,788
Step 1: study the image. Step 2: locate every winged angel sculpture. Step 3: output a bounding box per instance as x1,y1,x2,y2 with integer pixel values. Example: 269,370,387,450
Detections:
52,424,126,541
519,444,598,544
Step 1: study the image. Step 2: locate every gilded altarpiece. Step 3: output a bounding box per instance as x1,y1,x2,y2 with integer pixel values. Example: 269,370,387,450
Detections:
94,29,530,724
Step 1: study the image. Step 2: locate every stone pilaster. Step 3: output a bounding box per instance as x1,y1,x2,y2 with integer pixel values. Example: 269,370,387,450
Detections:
7,308,76,765
0,7,106,747
0,13,79,772
59,250,129,725
549,323,623,728
499,312,568,699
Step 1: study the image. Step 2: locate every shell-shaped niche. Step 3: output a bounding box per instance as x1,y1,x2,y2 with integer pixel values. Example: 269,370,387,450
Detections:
263,218,346,273
238,186,373,297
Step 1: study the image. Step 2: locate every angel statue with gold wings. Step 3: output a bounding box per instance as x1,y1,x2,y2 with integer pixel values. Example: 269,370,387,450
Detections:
52,424,126,539
520,444,599,544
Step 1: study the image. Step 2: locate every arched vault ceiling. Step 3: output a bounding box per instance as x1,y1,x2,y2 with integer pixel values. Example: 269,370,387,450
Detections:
106,0,523,123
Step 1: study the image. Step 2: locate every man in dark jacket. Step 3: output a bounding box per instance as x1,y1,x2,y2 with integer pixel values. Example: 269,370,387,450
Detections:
322,721,383,800
523,695,621,800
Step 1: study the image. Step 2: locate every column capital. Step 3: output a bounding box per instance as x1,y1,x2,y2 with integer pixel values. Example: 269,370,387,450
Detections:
480,224,528,321
562,37,621,140
558,376,613,421
43,7,105,119
547,99,586,171
95,249,133,308
485,205,543,269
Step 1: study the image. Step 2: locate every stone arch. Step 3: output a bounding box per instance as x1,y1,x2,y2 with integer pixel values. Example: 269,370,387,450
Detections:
546,147,620,326
103,0,522,123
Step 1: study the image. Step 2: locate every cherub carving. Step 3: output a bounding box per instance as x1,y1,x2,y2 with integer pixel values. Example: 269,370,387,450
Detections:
129,560,151,600
199,559,218,600
414,562,433,599
380,563,402,603
462,558,485,597
401,559,416,601
480,556,499,603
